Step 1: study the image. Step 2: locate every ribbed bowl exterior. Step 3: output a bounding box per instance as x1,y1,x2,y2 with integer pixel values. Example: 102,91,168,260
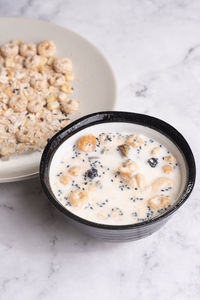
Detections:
63,214,169,242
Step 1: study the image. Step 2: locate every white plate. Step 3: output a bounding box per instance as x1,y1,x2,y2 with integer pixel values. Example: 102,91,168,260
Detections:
0,17,117,183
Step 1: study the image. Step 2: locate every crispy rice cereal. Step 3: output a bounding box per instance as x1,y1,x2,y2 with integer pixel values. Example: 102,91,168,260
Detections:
0,40,79,159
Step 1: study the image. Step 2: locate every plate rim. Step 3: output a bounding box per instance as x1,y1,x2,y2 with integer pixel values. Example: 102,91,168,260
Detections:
0,17,117,183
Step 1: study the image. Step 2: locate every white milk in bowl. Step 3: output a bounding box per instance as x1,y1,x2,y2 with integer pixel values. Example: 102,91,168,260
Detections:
49,122,187,225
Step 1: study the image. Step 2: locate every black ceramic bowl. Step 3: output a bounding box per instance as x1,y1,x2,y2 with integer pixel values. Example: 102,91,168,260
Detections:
40,111,196,242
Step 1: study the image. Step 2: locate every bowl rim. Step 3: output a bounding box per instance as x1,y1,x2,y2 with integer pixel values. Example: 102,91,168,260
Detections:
40,111,196,230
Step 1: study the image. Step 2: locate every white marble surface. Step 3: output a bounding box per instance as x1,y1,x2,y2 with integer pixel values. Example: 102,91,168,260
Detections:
0,0,200,299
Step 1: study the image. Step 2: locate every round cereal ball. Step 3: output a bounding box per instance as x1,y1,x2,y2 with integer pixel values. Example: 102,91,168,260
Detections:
27,96,45,113
69,190,89,207
37,40,56,57
30,74,48,90
53,58,72,74
16,126,33,143
14,55,25,68
24,55,41,69
60,99,79,114
8,95,27,112
48,73,65,86
19,42,37,57
1,42,19,57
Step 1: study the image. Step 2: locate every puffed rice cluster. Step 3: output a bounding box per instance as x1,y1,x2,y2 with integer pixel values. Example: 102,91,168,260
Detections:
0,40,80,159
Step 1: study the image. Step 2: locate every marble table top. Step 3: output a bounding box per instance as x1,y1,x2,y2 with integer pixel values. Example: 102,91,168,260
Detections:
0,0,200,299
